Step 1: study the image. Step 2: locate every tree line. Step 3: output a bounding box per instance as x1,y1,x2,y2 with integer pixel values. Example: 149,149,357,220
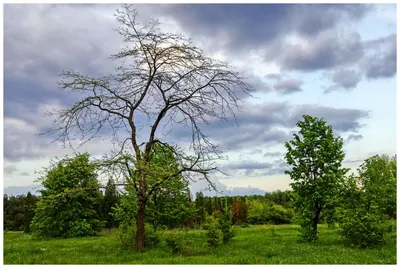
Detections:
4,180,293,233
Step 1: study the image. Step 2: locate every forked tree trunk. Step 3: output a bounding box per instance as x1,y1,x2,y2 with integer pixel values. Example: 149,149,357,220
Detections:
136,202,146,251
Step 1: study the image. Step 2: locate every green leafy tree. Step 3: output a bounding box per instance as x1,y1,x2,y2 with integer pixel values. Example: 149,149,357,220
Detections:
146,176,196,231
285,115,348,241
112,142,195,247
30,153,104,238
339,155,396,247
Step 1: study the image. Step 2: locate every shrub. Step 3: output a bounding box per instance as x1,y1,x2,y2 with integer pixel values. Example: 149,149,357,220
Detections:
144,223,161,247
117,221,137,250
265,204,294,224
247,200,293,225
164,231,190,255
340,210,390,248
203,216,223,247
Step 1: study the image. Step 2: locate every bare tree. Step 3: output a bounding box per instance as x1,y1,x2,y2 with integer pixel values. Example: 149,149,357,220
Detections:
48,4,251,251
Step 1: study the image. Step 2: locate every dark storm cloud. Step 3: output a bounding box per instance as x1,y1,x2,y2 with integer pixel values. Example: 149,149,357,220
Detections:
273,79,303,94
156,4,380,76
270,31,364,72
325,69,362,93
158,4,371,53
158,3,393,79
362,34,397,79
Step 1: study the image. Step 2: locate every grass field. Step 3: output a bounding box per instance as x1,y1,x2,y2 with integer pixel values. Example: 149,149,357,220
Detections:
3,224,397,264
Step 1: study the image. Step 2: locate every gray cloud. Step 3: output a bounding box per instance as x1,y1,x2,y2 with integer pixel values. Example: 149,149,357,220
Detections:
157,4,393,81
216,102,369,151
362,34,396,79
265,73,282,80
263,152,283,158
4,165,17,175
290,104,370,133
223,159,288,177
158,4,370,54
273,79,303,94
269,31,364,72
261,161,287,176
346,134,363,143
4,4,121,86
190,178,265,197
325,68,362,93
248,149,263,155
20,172,30,176
225,161,274,171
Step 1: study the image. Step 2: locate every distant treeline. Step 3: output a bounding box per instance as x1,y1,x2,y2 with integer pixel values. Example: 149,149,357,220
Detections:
4,188,296,232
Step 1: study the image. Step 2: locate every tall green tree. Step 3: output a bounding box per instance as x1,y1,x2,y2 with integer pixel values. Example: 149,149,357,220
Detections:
339,155,396,247
285,115,348,241
30,153,104,238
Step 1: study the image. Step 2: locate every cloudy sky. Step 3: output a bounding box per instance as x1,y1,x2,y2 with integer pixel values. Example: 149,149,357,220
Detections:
3,3,397,196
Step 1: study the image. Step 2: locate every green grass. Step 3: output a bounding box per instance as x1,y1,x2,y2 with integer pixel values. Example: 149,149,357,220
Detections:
3,224,396,264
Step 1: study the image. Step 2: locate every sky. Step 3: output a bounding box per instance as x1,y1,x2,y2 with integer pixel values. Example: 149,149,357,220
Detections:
3,3,397,197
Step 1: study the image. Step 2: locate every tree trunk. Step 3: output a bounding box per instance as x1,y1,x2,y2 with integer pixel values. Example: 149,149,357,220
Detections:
136,201,146,251
312,204,322,238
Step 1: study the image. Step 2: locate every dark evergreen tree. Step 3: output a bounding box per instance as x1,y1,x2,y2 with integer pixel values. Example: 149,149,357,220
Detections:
23,191,39,233
102,179,120,229
195,192,206,226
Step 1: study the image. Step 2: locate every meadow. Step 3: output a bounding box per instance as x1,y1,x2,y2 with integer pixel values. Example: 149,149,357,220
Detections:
3,224,396,264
